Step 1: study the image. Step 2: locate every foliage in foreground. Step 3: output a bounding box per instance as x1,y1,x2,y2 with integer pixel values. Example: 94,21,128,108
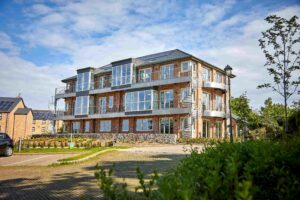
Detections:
95,137,300,200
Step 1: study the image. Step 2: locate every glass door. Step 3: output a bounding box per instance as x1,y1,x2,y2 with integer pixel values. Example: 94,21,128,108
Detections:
160,118,174,134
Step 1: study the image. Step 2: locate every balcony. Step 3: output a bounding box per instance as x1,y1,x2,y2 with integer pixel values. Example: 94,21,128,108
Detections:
202,80,226,91
55,85,76,99
202,104,226,118
55,104,192,120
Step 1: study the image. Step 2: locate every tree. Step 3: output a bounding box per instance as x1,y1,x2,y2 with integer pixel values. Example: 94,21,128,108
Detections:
231,93,260,134
258,15,300,133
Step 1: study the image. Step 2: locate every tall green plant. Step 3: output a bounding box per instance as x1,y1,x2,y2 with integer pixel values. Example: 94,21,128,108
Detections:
258,15,300,133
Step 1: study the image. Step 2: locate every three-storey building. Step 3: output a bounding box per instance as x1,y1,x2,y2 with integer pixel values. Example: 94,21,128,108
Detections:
55,49,237,138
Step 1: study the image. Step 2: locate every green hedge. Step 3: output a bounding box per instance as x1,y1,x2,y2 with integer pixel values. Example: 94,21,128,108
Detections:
96,137,300,199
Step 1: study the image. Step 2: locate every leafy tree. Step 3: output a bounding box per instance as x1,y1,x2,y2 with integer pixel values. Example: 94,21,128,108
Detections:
258,15,300,133
231,93,260,133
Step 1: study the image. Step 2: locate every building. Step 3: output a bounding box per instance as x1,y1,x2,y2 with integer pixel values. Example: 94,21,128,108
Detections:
55,49,237,138
32,110,64,134
0,97,33,140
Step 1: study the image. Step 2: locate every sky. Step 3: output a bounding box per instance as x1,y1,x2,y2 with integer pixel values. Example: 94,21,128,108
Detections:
0,0,299,110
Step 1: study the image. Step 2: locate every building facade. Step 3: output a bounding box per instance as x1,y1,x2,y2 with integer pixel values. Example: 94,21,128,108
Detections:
32,110,64,134
55,49,237,139
0,97,33,140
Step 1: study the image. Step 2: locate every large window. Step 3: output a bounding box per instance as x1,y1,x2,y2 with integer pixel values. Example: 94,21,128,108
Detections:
109,96,114,109
138,68,152,83
216,72,223,83
76,72,91,92
203,120,210,138
85,121,90,133
112,63,132,86
72,122,80,133
181,117,190,131
181,88,191,101
100,120,111,132
160,64,174,80
75,96,89,115
202,93,211,111
125,90,153,112
215,95,223,111
216,122,222,138
99,97,106,113
136,119,153,131
122,119,129,132
202,68,211,82
160,90,174,109
181,61,191,72
160,118,174,134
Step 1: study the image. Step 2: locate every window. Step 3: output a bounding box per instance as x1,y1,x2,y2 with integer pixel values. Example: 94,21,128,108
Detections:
72,122,80,133
181,61,191,72
160,118,173,134
136,119,153,131
160,64,174,80
181,117,190,131
122,119,129,132
65,103,69,112
215,95,223,111
75,96,89,115
99,97,106,113
108,96,114,109
125,90,153,112
181,88,191,101
0,113,2,120
41,127,45,133
42,120,46,125
202,93,211,111
202,68,211,82
85,121,90,133
32,127,35,132
100,120,111,132
216,122,222,138
203,120,210,138
139,68,152,83
216,72,223,83
76,72,91,92
160,90,174,109
32,120,36,125
112,63,132,86
99,76,105,89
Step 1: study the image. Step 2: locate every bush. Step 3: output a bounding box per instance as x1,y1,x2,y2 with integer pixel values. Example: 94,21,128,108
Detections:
96,137,300,199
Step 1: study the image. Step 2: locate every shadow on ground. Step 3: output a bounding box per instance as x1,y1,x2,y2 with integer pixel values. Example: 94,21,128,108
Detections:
0,152,187,199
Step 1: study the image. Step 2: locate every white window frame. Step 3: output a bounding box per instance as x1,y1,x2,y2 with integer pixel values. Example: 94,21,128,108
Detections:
122,119,129,132
202,67,211,82
136,118,153,131
180,87,191,101
85,121,90,133
160,118,174,134
160,64,174,80
202,92,211,111
181,117,190,131
215,95,223,111
160,89,174,109
109,96,114,109
138,68,152,83
100,120,111,132
216,121,222,138
203,120,210,138
112,63,132,87
75,96,89,115
216,72,223,83
76,72,91,92
99,97,106,113
125,90,153,112
181,61,191,72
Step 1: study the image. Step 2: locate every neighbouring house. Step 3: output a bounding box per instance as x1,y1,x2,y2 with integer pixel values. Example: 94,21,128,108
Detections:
55,49,238,139
0,97,33,140
32,110,64,134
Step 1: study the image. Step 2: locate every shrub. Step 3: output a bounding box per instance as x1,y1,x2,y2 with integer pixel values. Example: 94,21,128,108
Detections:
96,137,300,199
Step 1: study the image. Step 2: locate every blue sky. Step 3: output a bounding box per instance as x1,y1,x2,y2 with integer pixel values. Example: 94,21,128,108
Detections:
0,0,299,110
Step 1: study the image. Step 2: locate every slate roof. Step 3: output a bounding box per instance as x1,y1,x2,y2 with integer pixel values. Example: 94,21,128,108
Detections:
61,49,224,82
0,97,23,113
14,108,32,115
32,110,55,120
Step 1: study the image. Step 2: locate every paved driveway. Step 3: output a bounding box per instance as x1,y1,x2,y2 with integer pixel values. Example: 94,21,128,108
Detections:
0,144,202,200
0,153,80,166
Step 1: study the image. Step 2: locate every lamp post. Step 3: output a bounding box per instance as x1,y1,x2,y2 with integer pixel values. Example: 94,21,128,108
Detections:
224,65,235,143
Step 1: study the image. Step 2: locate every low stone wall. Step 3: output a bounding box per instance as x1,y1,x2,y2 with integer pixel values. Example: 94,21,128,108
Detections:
31,133,177,144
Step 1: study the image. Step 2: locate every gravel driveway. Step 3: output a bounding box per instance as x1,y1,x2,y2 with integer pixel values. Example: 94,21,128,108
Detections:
0,144,201,199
